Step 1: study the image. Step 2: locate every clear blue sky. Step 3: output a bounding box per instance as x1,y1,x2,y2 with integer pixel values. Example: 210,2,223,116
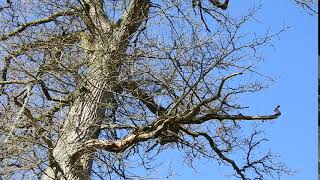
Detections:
153,1,318,179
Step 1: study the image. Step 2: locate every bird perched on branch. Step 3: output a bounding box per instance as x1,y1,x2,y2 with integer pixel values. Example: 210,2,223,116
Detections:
274,105,281,115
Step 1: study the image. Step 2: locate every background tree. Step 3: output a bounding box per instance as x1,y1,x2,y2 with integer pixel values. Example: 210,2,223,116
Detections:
0,0,316,179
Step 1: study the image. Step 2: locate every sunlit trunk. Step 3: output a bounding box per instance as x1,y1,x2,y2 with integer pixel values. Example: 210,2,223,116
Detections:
43,51,116,179
43,1,149,178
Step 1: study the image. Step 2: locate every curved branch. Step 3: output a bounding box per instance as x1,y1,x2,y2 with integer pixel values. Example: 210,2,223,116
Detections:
70,117,176,162
0,10,76,41
114,0,150,47
70,120,165,163
179,127,247,180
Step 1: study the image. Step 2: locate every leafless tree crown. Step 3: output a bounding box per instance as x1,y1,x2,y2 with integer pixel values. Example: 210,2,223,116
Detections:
0,0,314,179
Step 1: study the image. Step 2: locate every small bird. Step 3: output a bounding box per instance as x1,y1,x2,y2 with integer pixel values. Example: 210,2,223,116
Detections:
274,105,281,115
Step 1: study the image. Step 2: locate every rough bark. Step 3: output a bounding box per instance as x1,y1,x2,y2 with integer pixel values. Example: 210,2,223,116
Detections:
43,56,112,179
43,0,150,179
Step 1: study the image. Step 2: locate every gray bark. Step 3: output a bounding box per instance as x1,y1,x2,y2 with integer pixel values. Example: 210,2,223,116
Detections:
43,0,150,179
43,56,114,179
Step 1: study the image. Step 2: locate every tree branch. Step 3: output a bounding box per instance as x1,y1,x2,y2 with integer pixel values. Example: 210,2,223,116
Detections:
114,0,150,46
0,10,76,41
78,0,110,33
0,80,34,85
100,124,137,130
0,31,81,94
70,120,166,163
38,80,70,104
184,110,281,124
122,81,166,116
179,127,247,180
181,72,243,119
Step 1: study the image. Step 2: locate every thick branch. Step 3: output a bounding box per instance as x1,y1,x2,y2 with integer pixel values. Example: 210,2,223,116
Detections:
79,0,110,33
69,105,280,178
184,111,281,124
70,119,167,162
114,0,150,46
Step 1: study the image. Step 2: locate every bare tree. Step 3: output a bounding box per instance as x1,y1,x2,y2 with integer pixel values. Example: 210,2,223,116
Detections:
0,0,313,179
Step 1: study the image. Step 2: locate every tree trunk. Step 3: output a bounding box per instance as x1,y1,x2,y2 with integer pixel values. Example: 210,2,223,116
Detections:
43,1,150,179
43,52,116,179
